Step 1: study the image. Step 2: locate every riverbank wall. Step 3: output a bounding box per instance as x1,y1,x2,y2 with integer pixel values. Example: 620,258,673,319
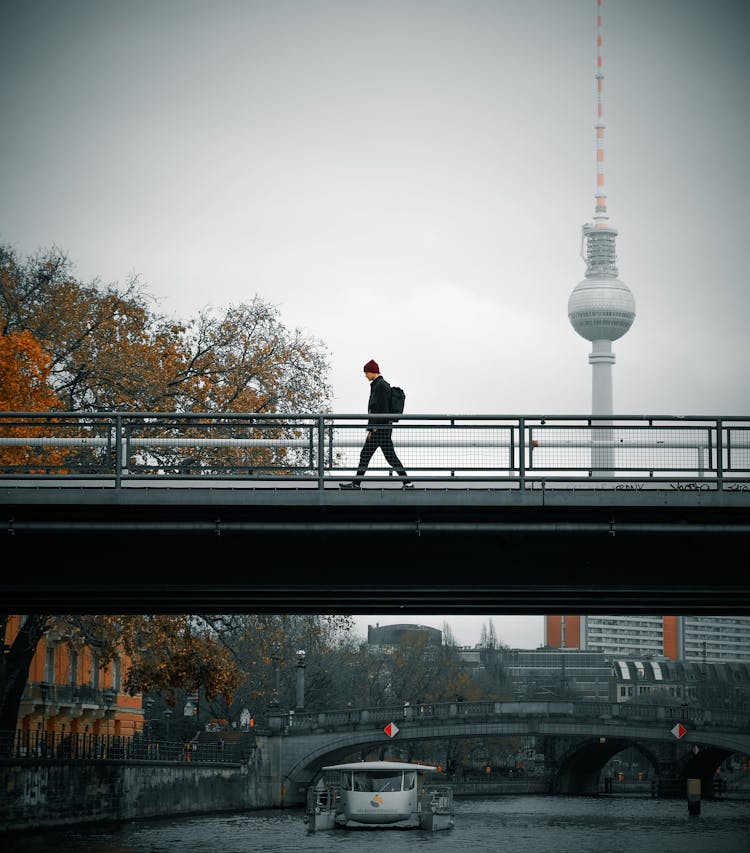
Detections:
0,766,551,833
3,762,748,834
0,751,273,833
451,778,549,796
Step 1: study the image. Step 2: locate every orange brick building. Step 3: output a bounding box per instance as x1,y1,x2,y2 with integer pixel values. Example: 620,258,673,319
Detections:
8,616,145,738
544,615,679,659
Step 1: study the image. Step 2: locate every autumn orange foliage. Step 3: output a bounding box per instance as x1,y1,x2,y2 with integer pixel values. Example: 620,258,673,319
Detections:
0,330,68,470
64,615,244,705
1,243,331,415
2,242,332,476
0,329,59,410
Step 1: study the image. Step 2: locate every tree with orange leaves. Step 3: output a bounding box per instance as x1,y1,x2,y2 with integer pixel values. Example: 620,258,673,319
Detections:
0,243,338,733
0,329,68,470
1,243,332,474
0,613,354,738
0,614,244,736
0,329,60,411
1,243,331,414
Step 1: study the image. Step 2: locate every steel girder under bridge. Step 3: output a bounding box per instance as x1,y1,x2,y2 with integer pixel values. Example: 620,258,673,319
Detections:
1,411,749,613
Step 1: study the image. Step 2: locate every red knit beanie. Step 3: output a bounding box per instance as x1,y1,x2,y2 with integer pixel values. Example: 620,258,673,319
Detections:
363,359,379,374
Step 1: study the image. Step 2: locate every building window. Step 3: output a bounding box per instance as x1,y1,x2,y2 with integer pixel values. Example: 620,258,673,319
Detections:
69,650,79,685
45,645,56,684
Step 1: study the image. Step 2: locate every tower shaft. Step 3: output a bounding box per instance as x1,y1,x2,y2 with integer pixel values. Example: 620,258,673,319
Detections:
590,340,614,416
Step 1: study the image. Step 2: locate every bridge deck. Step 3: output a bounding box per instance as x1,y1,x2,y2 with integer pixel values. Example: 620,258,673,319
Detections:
3,412,749,614
3,480,749,614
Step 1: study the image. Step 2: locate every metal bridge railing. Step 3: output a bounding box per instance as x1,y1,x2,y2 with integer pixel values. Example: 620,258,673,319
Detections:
0,728,249,763
270,698,750,734
1,411,748,489
2,699,746,762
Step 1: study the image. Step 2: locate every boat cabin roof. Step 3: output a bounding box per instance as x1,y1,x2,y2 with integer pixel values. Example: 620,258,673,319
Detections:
322,761,437,773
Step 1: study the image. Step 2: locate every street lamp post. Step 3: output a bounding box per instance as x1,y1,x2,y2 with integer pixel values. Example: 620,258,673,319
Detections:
104,691,116,744
144,697,154,738
39,682,50,755
295,649,306,711
39,682,49,728
164,709,173,741
270,648,281,708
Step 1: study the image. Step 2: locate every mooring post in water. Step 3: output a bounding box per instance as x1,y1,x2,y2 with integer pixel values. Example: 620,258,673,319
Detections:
687,777,701,816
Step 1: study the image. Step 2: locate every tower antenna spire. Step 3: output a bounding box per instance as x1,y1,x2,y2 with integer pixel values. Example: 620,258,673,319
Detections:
594,0,608,226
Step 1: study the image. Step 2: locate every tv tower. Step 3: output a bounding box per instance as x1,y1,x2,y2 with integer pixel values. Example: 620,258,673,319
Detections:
568,0,635,422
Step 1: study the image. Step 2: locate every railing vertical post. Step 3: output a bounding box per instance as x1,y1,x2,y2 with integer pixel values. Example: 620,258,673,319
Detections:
317,414,325,490
518,417,526,490
327,422,334,476
114,413,122,489
716,418,724,492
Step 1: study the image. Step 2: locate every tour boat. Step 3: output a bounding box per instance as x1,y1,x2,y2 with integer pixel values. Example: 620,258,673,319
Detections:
304,760,454,831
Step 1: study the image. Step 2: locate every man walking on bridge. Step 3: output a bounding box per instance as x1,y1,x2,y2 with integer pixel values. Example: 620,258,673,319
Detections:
340,359,413,489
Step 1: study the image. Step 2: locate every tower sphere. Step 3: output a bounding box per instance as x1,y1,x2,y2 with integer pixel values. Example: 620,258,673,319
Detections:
568,274,636,342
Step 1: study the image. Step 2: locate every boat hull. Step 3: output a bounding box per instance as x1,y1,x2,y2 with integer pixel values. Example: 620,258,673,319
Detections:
419,784,455,831
303,784,339,833
304,810,337,832
340,789,414,824
418,811,455,832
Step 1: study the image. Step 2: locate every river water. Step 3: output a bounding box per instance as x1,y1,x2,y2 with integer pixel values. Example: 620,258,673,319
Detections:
4,796,749,853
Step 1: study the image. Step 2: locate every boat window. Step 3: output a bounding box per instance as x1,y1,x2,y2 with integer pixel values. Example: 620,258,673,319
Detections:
352,771,403,792
403,771,416,790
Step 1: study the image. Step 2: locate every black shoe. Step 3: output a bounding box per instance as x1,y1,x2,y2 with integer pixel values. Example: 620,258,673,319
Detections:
339,482,361,490
402,482,414,489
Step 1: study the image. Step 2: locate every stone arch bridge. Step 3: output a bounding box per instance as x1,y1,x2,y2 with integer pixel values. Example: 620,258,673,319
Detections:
258,699,750,806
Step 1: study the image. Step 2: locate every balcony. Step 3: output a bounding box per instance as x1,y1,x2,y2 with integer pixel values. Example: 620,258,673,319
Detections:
21,682,119,722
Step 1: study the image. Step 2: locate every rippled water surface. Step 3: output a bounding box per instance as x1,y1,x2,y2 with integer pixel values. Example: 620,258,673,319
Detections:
4,796,750,853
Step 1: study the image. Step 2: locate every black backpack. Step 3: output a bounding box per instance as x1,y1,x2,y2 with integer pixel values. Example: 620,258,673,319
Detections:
389,385,406,420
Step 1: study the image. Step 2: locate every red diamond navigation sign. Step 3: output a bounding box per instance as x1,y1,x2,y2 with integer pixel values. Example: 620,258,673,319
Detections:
384,722,399,738
670,722,687,739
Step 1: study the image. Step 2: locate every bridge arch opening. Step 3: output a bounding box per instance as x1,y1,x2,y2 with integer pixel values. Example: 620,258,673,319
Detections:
553,738,660,796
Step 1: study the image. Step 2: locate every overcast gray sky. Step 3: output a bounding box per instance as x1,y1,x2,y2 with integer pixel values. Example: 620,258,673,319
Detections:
2,0,749,417
2,1,748,648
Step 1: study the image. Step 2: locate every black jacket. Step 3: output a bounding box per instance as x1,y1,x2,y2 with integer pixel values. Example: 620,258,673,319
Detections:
367,375,393,428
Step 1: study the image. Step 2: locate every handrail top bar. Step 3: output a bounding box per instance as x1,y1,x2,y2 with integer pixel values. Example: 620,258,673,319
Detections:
1,411,748,422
